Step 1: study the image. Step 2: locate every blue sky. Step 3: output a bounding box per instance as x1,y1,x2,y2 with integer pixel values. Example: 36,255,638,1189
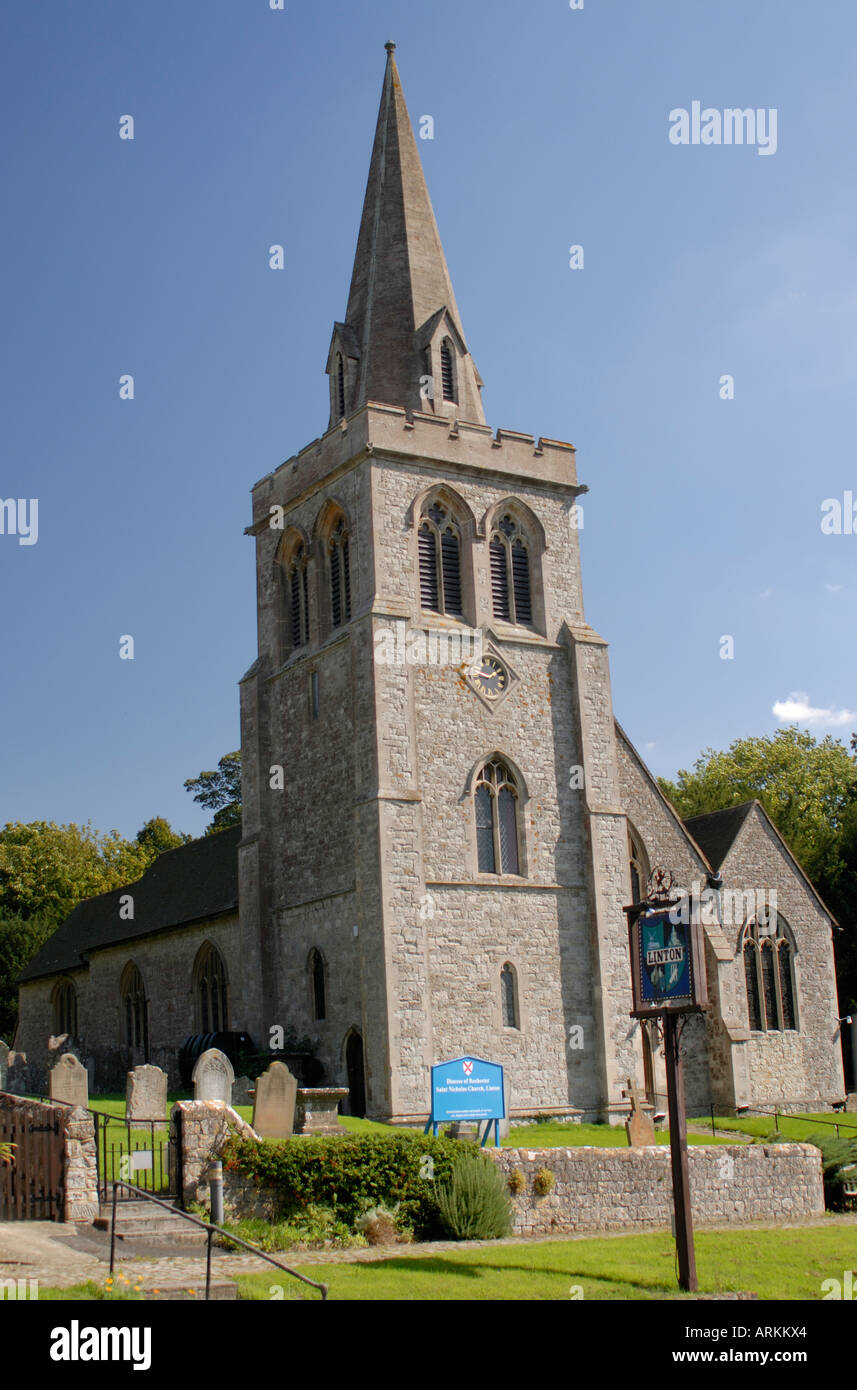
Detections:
1,0,855,841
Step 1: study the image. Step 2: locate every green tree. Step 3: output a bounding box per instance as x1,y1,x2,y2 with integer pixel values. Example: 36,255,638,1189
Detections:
658,726,857,1013
0,821,150,928
0,911,55,1041
135,816,191,857
184,751,242,834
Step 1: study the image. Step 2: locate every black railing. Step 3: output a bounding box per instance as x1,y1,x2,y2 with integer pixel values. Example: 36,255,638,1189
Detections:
108,1180,328,1301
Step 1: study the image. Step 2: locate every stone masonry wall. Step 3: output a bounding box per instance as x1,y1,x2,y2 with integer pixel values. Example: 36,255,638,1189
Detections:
489,1143,824,1235
171,1099,258,1208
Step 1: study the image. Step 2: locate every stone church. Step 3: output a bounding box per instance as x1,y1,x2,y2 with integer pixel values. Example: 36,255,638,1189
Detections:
15,46,846,1119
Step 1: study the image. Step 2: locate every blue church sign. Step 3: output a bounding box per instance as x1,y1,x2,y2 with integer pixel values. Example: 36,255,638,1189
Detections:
628,906,707,1017
425,1056,505,1147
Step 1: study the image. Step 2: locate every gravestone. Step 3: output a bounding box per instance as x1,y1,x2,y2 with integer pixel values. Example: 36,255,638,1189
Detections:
126,1064,168,1123
49,1052,89,1108
846,1094,857,1114
0,1040,8,1090
623,1077,655,1147
252,1061,297,1139
192,1048,234,1104
232,1075,254,1107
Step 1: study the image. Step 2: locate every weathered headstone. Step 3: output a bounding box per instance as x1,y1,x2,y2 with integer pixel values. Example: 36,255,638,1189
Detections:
0,1040,8,1090
846,1093,857,1114
232,1075,254,1107
49,1053,89,1108
623,1077,655,1147
192,1048,234,1104
252,1061,297,1139
295,1087,349,1136
126,1064,168,1123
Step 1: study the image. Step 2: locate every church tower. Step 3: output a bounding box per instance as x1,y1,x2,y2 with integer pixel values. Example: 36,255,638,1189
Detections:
238,44,638,1121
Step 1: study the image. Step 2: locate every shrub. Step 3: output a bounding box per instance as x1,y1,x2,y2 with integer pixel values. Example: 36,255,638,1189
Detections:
507,1168,526,1195
356,1204,401,1245
533,1166,555,1196
804,1132,857,1211
221,1131,462,1237
434,1150,512,1240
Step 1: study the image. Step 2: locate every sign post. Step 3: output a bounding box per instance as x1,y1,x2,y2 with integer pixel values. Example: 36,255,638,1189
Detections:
625,873,708,1293
425,1056,505,1147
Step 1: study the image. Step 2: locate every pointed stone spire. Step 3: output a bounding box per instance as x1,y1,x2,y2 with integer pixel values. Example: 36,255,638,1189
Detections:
326,44,485,428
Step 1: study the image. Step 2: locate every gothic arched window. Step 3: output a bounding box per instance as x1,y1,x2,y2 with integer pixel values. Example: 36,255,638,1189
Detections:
52,978,78,1037
490,514,532,626
501,962,519,1029
121,963,148,1055
287,543,309,650
440,338,456,403
309,948,326,1021
742,914,797,1032
329,518,352,628
418,502,462,616
194,943,229,1034
628,830,648,905
475,759,521,876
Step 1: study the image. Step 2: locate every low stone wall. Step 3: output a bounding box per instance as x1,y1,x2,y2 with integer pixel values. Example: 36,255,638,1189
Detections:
171,1099,258,1208
0,1093,98,1222
489,1144,824,1235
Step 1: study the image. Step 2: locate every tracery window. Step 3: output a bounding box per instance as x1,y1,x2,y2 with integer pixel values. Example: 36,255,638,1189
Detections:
336,354,346,419
52,978,78,1037
742,913,797,1032
489,514,532,626
121,963,148,1054
475,759,521,876
418,502,462,616
194,943,229,1034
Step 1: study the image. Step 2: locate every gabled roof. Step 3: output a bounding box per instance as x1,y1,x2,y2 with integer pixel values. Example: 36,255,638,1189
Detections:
18,826,241,984
683,803,756,872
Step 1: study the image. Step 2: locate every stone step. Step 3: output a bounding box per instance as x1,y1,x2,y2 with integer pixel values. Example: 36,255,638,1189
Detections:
94,1199,210,1246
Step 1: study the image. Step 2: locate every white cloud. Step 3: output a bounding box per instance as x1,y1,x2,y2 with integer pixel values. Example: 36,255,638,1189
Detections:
759,588,773,599
644,741,656,751
772,691,855,728
826,583,844,593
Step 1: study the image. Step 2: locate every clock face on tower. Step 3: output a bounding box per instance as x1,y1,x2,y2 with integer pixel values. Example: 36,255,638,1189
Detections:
469,655,508,700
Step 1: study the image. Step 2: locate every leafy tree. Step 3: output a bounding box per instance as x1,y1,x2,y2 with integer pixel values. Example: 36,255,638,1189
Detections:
135,816,192,857
184,751,242,834
0,911,55,1041
0,821,150,929
658,726,857,1014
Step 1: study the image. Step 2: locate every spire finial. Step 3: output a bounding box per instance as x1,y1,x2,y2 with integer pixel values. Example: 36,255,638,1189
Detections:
384,41,396,54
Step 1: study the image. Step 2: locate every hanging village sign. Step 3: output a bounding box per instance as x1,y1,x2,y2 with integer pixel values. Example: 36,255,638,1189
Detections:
624,867,709,1293
629,898,708,1018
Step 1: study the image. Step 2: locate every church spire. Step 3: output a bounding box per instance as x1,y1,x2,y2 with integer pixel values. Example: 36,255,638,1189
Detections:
326,43,485,428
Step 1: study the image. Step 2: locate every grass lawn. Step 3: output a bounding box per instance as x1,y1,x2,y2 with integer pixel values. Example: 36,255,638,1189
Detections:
234,1222,857,1301
711,1112,857,1143
503,1121,735,1147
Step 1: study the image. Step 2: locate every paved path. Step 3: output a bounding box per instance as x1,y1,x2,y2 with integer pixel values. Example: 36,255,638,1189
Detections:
2,1213,856,1295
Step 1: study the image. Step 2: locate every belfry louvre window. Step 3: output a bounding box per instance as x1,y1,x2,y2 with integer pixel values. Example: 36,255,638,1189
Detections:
742,915,797,1032
490,514,532,626
288,545,309,649
440,339,456,403
418,502,463,616
337,354,346,419
194,944,229,1034
475,759,521,876
330,519,351,628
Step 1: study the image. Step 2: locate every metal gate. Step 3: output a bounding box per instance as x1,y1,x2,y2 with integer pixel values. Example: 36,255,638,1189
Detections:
91,1109,177,1203
0,1100,65,1220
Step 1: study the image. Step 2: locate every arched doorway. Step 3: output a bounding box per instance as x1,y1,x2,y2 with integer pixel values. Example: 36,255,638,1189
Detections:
345,1030,366,1117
